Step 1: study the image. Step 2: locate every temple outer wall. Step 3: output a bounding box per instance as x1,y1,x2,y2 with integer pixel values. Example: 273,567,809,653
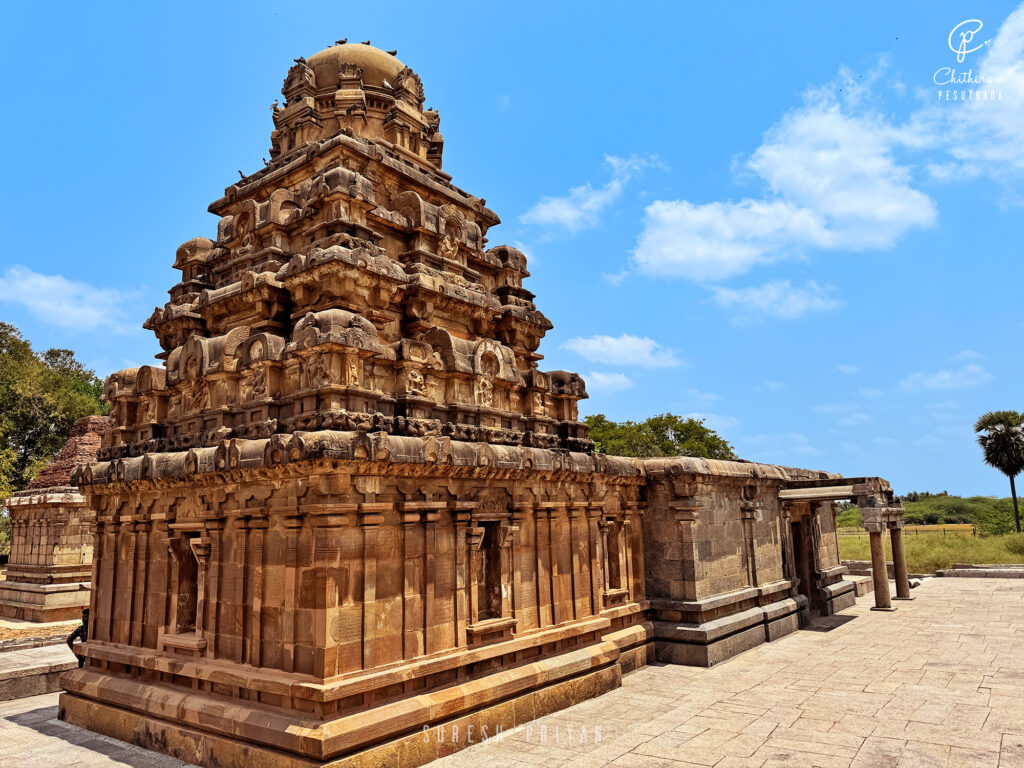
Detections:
0,488,93,622
0,415,107,623
60,437,652,766
641,457,855,667
58,442,887,768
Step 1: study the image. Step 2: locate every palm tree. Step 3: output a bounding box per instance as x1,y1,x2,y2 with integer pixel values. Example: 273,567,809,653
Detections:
974,410,1024,533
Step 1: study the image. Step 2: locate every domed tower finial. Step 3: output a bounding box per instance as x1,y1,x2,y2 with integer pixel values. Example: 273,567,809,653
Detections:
269,42,443,169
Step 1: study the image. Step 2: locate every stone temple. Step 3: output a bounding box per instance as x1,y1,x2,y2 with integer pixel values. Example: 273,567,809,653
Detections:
1,416,108,623
59,42,911,767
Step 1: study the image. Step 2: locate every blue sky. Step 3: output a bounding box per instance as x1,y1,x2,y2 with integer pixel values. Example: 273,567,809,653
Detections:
2,2,1022,495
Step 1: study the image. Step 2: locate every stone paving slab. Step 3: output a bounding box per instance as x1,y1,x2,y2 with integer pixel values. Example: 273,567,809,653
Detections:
0,644,77,678
0,692,190,768
0,579,1021,767
437,579,1024,768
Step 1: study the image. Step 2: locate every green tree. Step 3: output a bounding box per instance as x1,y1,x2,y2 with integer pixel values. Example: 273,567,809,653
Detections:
585,413,736,460
0,323,108,496
974,410,1024,533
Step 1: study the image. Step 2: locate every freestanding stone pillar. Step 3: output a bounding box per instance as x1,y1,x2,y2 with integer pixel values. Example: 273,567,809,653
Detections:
858,494,905,612
889,523,912,600
867,530,893,610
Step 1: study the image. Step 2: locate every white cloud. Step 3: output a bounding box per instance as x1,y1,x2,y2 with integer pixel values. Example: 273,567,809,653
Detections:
633,199,821,281
685,388,719,401
899,364,992,391
838,412,872,427
631,65,937,282
712,280,842,320
685,413,740,432
951,349,985,362
837,364,859,375
925,401,962,424
757,380,785,392
586,371,633,392
521,154,659,234
927,8,1024,183
561,333,681,368
622,9,1024,298
601,269,630,286
0,265,138,333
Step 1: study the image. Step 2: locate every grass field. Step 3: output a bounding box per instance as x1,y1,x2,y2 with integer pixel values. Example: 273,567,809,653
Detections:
838,530,1024,573
839,523,977,538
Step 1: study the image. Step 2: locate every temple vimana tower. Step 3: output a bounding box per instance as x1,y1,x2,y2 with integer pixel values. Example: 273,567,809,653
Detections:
61,42,908,768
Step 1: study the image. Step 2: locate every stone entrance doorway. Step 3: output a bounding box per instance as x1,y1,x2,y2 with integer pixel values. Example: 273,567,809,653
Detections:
789,518,817,612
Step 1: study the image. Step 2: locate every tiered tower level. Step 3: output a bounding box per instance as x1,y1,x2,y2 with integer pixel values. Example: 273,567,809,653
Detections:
104,43,587,458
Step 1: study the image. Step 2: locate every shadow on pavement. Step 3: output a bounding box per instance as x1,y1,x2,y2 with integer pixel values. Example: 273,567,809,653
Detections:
8,705,184,767
803,614,857,632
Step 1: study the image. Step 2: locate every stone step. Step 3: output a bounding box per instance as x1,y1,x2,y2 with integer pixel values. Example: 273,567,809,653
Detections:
848,574,874,596
0,644,77,701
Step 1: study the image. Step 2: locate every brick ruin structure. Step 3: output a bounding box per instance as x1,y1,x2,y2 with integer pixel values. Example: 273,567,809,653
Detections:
1,416,108,622
59,42,910,768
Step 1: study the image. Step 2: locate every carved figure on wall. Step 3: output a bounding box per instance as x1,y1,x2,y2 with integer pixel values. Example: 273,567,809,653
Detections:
184,358,208,413
189,380,209,413
474,375,494,408
405,368,426,396
303,354,332,389
236,212,255,249
438,234,459,261
137,398,153,425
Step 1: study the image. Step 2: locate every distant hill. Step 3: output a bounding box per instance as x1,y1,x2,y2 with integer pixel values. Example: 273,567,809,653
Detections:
836,492,1018,535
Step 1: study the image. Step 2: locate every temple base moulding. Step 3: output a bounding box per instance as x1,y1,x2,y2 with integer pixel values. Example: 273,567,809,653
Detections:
59,660,622,768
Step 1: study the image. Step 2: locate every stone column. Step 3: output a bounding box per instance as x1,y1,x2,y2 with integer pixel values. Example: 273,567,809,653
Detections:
359,503,388,668
670,500,700,602
868,529,893,611
598,519,611,595
585,503,602,616
890,523,912,600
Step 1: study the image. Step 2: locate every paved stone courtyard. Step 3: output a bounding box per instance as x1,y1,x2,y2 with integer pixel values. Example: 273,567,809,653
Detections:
1,578,1022,768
